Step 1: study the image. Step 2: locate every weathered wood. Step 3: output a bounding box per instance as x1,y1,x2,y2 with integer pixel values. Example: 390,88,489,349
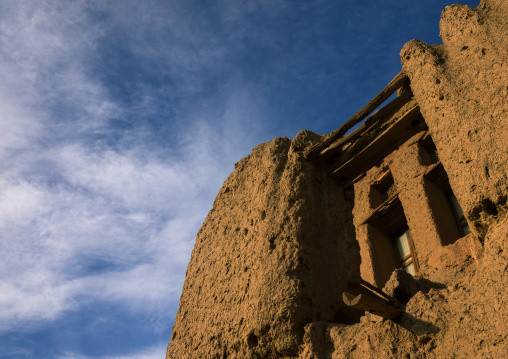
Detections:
317,88,413,161
359,279,400,305
305,70,410,159
360,191,401,226
373,170,393,187
342,292,404,320
329,103,424,183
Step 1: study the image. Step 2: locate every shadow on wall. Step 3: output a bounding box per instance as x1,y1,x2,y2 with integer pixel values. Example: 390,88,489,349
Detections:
383,269,446,305
385,269,445,335
397,313,440,336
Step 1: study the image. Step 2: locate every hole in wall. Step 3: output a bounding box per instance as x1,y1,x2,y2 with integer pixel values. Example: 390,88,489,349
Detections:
247,333,258,348
260,210,266,220
370,171,396,209
481,198,498,216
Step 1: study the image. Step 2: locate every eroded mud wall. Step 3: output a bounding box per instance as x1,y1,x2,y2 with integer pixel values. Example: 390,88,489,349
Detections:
298,2,508,357
401,0,508,239
166,130,360,359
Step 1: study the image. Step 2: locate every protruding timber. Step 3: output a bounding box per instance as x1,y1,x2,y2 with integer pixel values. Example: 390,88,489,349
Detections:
342,292,404,320
317,89,413,161
304,70,410,160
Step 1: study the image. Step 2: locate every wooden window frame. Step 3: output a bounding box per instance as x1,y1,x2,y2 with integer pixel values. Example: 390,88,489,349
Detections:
393,227,420,275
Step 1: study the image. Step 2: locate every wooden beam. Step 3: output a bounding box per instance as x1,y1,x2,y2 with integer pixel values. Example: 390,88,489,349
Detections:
305,70,410,160
373,170,393,187
360,192,401,226
329,103,424,183
359,279,400,305
317,89,413,161
342,292,404,320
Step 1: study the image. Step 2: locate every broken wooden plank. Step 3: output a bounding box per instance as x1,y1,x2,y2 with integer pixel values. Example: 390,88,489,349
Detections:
343,292,404,320
305,70,410,159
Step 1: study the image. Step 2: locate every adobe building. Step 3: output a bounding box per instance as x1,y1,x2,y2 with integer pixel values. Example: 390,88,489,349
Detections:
166,0,507,358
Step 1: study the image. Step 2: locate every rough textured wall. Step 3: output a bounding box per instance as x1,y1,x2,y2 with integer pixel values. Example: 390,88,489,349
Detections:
166,130,360,359
401,0,508,240
299,219,508,359
297,1,508,357
352,131,474,288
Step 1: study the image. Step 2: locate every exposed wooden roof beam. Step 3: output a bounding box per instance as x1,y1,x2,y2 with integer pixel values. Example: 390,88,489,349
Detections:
317,89,413,161
305,70,410,160
328,103,424,185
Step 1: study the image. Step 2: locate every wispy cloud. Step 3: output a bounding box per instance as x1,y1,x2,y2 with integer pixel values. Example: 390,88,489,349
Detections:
0,99,262,333
0,1,269,350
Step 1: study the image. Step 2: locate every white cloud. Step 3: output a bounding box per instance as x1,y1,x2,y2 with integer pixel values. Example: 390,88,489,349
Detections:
0,132,229,332
0,6,269,359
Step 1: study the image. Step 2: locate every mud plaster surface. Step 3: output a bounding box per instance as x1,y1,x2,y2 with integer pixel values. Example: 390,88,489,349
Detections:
401,0,508,240
167,131,360,359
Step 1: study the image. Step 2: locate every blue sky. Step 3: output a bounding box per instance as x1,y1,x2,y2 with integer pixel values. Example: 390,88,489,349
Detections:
0,1,479,358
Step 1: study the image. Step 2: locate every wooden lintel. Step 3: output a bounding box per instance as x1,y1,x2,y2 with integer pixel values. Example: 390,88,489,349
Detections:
361,192,401,225
343,292,404,320
424,161,442,177
305,70,410,160
373,170,393,187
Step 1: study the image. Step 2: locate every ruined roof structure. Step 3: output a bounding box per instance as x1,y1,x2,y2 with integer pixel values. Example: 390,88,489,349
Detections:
166,0,508,358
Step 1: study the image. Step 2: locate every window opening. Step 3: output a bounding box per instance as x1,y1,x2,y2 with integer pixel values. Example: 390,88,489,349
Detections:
370,171,397,209
447,192,470,236
424,162,470,245
364,193,420,285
